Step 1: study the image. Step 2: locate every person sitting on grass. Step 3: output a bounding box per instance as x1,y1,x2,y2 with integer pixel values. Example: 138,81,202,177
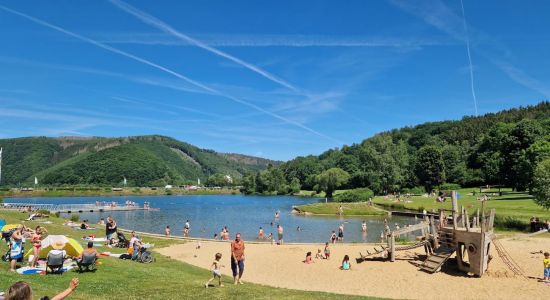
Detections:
77,241,99,262
304,251,314,264
4,278,79,300
340,255,351,270
543,252,550,282
205,253,224,288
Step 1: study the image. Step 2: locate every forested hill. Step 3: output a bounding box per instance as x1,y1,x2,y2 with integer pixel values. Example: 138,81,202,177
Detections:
0,135,279,187
241,101,550,196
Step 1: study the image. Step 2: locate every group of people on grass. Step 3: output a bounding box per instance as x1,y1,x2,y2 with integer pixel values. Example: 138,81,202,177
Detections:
530,217,550,233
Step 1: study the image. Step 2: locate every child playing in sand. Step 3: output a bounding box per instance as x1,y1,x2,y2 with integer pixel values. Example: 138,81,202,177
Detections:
544,252,550,282
205,253,224,288
315,249,323,259
324,242,331,259
340,255,351,270
304,251,314,264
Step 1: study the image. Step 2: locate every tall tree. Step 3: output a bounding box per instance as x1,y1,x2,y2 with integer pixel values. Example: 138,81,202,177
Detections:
532,158,550,209
415,146,446,191
315,168,350,199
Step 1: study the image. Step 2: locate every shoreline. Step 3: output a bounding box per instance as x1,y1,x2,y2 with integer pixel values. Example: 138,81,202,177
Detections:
0,188,241,199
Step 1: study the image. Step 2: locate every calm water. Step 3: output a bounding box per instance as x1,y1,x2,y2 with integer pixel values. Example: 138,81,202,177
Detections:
8,195,420,243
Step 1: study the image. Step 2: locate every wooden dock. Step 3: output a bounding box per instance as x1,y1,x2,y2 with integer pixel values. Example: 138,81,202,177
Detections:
1,203,157,214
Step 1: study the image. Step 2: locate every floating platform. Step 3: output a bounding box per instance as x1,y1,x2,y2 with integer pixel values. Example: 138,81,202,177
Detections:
1,203,158,214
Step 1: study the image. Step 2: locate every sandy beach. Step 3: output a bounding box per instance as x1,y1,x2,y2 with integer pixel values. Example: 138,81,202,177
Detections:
157,235,550,299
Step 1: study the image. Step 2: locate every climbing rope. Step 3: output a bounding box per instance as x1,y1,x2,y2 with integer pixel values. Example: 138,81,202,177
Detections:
491,235,525,277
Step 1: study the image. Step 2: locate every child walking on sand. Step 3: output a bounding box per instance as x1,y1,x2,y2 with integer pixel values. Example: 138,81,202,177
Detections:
543,252,550,282
324,242,331,259
205,253,224,288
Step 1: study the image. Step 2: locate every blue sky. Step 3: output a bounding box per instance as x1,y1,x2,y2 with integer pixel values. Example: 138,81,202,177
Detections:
0,0,549,161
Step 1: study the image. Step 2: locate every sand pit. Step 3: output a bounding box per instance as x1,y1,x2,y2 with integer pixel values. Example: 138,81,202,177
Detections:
157,236,550,299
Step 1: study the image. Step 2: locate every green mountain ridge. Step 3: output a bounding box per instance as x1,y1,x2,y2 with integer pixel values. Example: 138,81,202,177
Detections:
0,135,280,186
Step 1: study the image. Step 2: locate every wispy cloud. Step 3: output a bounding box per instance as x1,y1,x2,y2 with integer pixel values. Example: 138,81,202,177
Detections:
95,32,454,49
459,0,478,116
109,0,300,93
390,0,550,102
0,4,339,143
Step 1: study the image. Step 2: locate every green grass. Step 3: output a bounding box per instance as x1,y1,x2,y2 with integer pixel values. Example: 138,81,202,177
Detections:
372,188,550,231
294,202,386,216
0,211,379,299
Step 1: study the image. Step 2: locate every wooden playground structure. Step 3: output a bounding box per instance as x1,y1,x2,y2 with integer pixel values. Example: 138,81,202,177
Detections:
359,191,524,277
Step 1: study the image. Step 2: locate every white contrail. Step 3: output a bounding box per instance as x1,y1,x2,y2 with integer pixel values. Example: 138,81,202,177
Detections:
0,5,338,142
109,0,300,93
460,0,478,116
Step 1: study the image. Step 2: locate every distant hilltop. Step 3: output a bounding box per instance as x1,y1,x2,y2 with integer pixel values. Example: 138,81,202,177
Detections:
0,135,281,187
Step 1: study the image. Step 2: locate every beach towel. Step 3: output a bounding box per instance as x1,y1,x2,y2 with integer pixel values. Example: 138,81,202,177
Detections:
16,265,75,275
83,237,106,242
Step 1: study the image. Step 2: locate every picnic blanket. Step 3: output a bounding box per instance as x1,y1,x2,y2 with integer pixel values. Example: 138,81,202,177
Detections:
16,265,75,275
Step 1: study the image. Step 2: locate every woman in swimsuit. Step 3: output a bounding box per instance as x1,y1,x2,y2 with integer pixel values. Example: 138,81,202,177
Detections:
30,226,44,267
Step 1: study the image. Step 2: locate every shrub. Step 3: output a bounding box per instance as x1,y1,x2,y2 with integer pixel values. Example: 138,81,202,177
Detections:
70,214,80,222
36,209,50,215
334,188,374,203
493,216,528,231
438,183,461,191
402,186,425,195
54,212,60,218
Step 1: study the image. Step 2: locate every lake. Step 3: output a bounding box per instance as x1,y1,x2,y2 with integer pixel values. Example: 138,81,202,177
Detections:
7,195,420,243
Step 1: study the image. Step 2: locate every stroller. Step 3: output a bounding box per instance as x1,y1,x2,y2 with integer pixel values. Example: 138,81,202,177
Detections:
114,232,129,248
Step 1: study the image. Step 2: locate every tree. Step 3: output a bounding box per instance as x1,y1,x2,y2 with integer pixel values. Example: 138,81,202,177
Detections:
289,177,301,194
532,159,550,209
415,146,446,192
315,168,350,199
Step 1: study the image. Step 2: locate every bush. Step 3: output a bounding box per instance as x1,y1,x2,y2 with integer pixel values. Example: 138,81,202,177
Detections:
70,214,80,222
36,209,50,215
54,212,61,218
493,216,528,231
402,186,425,195
334,188,374,203
438,183,461,191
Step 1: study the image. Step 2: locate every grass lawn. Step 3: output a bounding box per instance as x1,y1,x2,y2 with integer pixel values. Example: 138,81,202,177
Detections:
0,211,379,300
295,188,550,231
372,188,550,230
294,202,386,216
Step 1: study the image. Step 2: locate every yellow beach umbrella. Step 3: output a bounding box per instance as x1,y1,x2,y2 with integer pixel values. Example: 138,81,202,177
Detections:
1,224,21,231
24,235,84,259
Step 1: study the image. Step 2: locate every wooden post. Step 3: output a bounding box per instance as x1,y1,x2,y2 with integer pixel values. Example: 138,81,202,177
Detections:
390,233,395,262
451,191,458,230
476,209,480,228
488,208,495,231
479,201,485,233
465,211,471,232
461,206,466,228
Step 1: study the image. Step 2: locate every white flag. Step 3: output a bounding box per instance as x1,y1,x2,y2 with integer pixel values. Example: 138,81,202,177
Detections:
34,177,38,185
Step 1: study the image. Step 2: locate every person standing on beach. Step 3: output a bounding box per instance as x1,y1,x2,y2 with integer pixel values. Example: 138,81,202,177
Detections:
105,216,117,245
165,226,171,236
230,233,245,285
277,225,284,245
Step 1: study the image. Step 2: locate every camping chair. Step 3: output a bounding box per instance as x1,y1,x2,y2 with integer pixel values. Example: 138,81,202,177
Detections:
77,252,97,272
46,252,65,274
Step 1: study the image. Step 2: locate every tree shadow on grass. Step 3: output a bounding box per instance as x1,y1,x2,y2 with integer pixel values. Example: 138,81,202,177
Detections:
495,195,534,201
